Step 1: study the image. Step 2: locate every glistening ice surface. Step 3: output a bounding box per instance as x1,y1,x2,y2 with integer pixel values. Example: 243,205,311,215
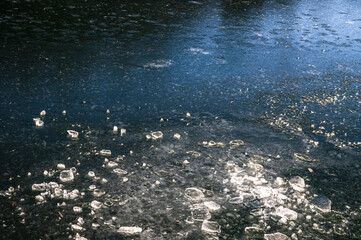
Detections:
1,0,361,239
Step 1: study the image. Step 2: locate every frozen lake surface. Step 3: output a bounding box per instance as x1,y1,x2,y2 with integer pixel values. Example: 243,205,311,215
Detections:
1,0,361,239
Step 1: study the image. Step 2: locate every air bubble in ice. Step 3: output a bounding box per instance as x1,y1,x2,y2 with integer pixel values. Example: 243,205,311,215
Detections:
186,112,191,118
244,226,264,237
201,220,221,234
185,188,205,201
264,232,291,240
59,170,74,183
100,149,111,156
35,195,45,202
117,226,142,236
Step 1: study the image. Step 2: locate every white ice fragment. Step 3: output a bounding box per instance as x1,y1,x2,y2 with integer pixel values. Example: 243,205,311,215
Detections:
113,126,118,133
106,109,110,114
40,110,46,116
150,131,163,141
173,133,181,140
183,160,190,166
75,233,87,240
120,128,126,136
101,178,108,184
77,217,85,226
186,151,201,157
73,206,83,213
90,200,102,210
264,232,291,240
274,177,286,187
43,170,49,177
100,149,111,156
89,185,96,190
185,188,204,201
274,206,298,221
204,201,221,212
122,177,128,182
33,118,44,128
67,130,79,139
32,183,48,192
229,197,243,204
62,110,66,115
59,170,74,183
93,189,105,197
191,205,211,221
35,195,45,202
113,168,128,176
106,161,118,168
117,226,142,236
229,140,245,148
201,220,221,234
289,176,305,192
88,171,95,178
186,112,191,118
71,224,84,232
311,196,332,212
57,164,66,170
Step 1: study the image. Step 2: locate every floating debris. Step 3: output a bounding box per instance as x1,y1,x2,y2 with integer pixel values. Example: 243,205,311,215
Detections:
288,176,305,192
90,200,102,210
147,131,163,141
113,168,128,176
186,112,191,118
57,164,66,170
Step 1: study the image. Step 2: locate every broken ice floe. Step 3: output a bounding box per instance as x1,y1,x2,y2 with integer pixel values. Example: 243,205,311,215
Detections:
311,195,331,212
67,130,79,139
146,131,163,141
33,118,44,128
117,226,142,236
100,149,111,156
202,141,225,148
185,188,205,201
59,170,74,183
264,232,291,240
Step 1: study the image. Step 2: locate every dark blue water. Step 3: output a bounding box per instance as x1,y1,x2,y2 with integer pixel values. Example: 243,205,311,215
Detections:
1,0,361,239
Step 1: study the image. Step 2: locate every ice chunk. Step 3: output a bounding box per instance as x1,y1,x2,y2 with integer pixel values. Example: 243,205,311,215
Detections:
191,205,211,221
311,196,331,212
173,133,181,140
294,153,315,162
59,170,74,183
204,201,221,212
229,197,243,204
35,195,45,202
77,217,84,226
274,206,298,221
289,176,305,192
67,130,79,139
88,171,95,178
113,126,118,133
75,233,87,240
71,224,84,232
40,110,46,116
113,168,128,176
120,128,126,136
201,220,221,234
150,131,163,141
73,206,83,213
90,200,102,210
100,149,111,156
274,177,286,187
186,151,201,157
264,232,291,240
230,140,245,148
33,118,44,128
117,226,142,236
203,141,225,148
62,110,66,115
185,188,204,201
244,226,264,237
57,164,66,170
106,161,118,168
32,183,48,192
93,189,105,197
186,112,191,118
